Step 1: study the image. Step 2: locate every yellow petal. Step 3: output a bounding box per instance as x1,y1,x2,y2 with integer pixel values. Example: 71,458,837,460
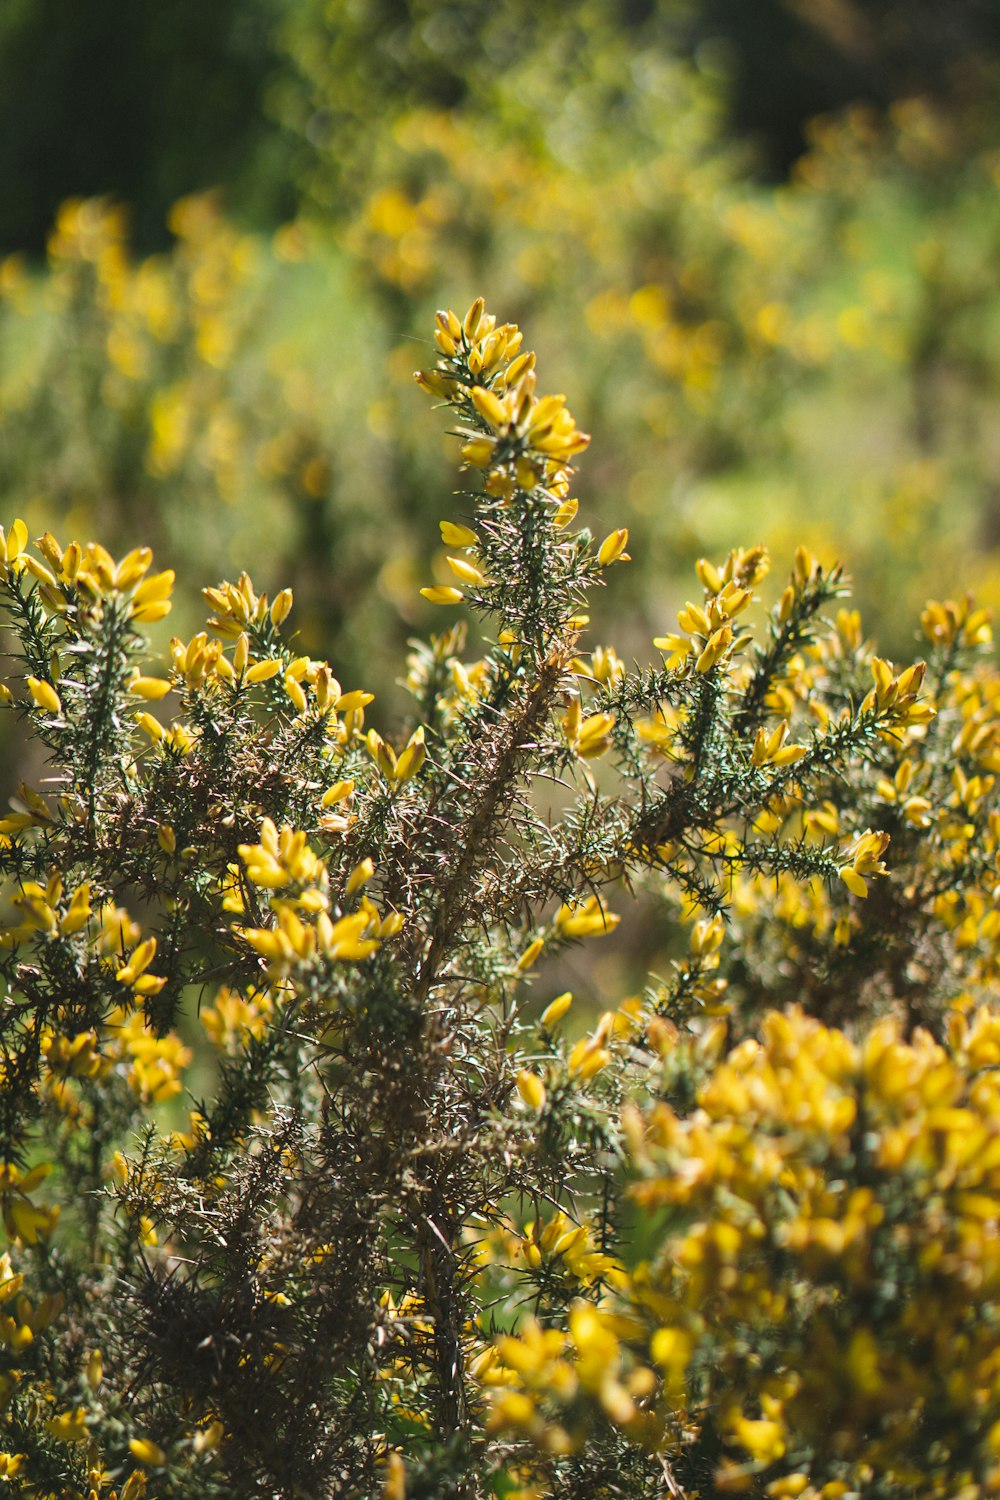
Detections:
597,529,629,567
26,678,61,715
540,992,573,1028
321,779,355,807
552,498,579,527
335,689,374,712
516,1071,547,1111
245,659,283,684
517,937,544,970
284,674,308,714
129,677,173,700
270,588,293,626
839,867,869,899
460,437,497,468
394,727,427,783
420,586,464,605
439,520,479,548
129,1438,168,1466
470,386,509,429
447,556,485,586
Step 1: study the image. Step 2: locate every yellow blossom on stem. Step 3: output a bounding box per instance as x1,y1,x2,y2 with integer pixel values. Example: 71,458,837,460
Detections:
516,1071,547,1111
26,677,61,715
540,992,573,1028
597,528,630,567
555,895,620,939
420,585,464,606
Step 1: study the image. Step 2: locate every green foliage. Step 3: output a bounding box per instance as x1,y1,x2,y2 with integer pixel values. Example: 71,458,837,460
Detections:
2,304,1000,1498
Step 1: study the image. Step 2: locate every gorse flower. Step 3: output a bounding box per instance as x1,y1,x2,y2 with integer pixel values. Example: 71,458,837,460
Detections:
0,302,996,1499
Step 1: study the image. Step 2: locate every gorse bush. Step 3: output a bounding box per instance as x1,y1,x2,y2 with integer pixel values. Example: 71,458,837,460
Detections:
2,302,1000,1499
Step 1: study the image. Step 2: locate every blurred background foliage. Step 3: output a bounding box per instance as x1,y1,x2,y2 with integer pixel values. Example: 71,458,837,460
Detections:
3,0,1000,711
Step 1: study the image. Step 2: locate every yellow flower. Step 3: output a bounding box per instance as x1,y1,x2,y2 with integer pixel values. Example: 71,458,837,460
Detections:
440,520,479,548
129,1437,168,1466
26,677,61,715
556,896,620,939
540,992,572,1028
420,585,464,606
597,528,630,566
46,1408,89,1442
516,1071,547,1111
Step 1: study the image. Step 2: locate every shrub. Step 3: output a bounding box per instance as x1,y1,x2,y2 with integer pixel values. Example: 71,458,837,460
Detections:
1,302,999,1498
